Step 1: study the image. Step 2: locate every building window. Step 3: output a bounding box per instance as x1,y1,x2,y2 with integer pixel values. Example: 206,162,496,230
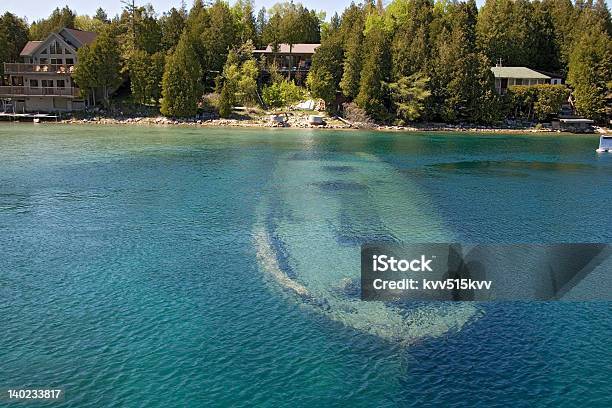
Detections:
41,79,53,88
41,48,47,54
57,80,65,89
515,78,523,86
11,76,24,86
39,58,48,64
30,79,39,88
49,40,61,54
51,58,63,65
66,58,74,65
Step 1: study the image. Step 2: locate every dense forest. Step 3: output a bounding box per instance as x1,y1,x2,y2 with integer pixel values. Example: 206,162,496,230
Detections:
0,0,611,124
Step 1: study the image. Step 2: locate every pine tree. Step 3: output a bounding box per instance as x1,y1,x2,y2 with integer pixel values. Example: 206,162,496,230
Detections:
339,5,366,99
567,26,612,120
355,17,391,120
161,34,203,117
29,6,76,40
387,73,431,123
432,0,500,123
387,0,434,79
307,35,344,110
0,12,28,77
128,50,165,105
160,7,186,52
74,25,122,107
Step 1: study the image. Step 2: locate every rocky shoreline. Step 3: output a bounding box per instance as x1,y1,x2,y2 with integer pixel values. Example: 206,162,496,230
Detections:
51,114,570,134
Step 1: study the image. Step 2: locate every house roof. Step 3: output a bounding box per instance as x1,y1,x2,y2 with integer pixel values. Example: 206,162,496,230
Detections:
491,66,550,79
61,28,97,47
20,41,43,57
254,43,320,54
19,28,97,57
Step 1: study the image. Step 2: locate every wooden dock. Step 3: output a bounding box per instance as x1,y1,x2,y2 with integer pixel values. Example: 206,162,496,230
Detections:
0,112,59,122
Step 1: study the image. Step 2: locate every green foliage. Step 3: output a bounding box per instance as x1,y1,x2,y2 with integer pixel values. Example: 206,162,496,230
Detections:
387,73,431,122
388,0,433,78
233,0,257,44
307,68,335,109
128,50,165,105
429,0,501,124
339,5,365,99
262,80,305,108
74,15,108,34
355,19,391,120
73,25,123,106
161,34,203,117
29,6,76,40
160,8,186,52
507,84,570,121
0,12,28,77
476,0,559,71
567,26,612,120
307,34,344,111
218,43,259,117
94,8,109,23
533,84,571,120
200,1,238,75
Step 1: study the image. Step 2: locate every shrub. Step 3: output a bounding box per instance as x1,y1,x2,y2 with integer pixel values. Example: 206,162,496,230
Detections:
262,80,305,108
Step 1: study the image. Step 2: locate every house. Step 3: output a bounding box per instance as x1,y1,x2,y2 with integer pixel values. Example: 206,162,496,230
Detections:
535,70,563,85
491,65,551,94
0,28,97,113
253,43,320,82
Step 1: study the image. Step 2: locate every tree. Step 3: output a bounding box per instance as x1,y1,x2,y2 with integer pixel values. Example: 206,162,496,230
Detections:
74,15,108,34
307,68,335,109
533,84,570,120
74,25,122,106
307,34,344,110
540,0,577,71
476,0,559,70
387,0,434,79
161,34,202,117
567,26,612,120
429,0,501,123
387,73,431,122
134,5,163,54
255,7,267,47
94,8,110,23
355,16,391,120
218,42,259,117
128,50,165,105
160,8,186,52
340,15,364,99
200,1,238,79
233,0,257,44
0,12,28,77
29,6,76,40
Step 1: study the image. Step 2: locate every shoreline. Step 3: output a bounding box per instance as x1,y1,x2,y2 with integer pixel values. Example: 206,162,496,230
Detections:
1,115,606,135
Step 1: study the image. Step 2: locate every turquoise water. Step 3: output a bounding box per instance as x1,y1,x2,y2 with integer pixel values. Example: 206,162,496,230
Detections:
1,124,611,407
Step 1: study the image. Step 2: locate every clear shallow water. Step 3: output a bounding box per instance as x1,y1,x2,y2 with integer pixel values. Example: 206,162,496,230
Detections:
1,124,611,407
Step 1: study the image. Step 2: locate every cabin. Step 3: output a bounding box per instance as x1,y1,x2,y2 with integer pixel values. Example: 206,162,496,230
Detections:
491,66,551,94
0,28,97,113
253,43,320,83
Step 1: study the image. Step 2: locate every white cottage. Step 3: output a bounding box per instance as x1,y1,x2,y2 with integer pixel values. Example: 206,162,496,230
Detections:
491,66,551,95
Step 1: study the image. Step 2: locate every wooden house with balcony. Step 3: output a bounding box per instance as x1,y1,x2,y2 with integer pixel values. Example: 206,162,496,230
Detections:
0,28,97,113
253,43,320,84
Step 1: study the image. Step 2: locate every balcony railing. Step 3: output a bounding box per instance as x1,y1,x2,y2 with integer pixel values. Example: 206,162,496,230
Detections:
3,63,75,75
0,86,80,97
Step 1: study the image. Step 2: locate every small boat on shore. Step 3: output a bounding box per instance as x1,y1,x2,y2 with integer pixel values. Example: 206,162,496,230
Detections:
596,135,612,153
